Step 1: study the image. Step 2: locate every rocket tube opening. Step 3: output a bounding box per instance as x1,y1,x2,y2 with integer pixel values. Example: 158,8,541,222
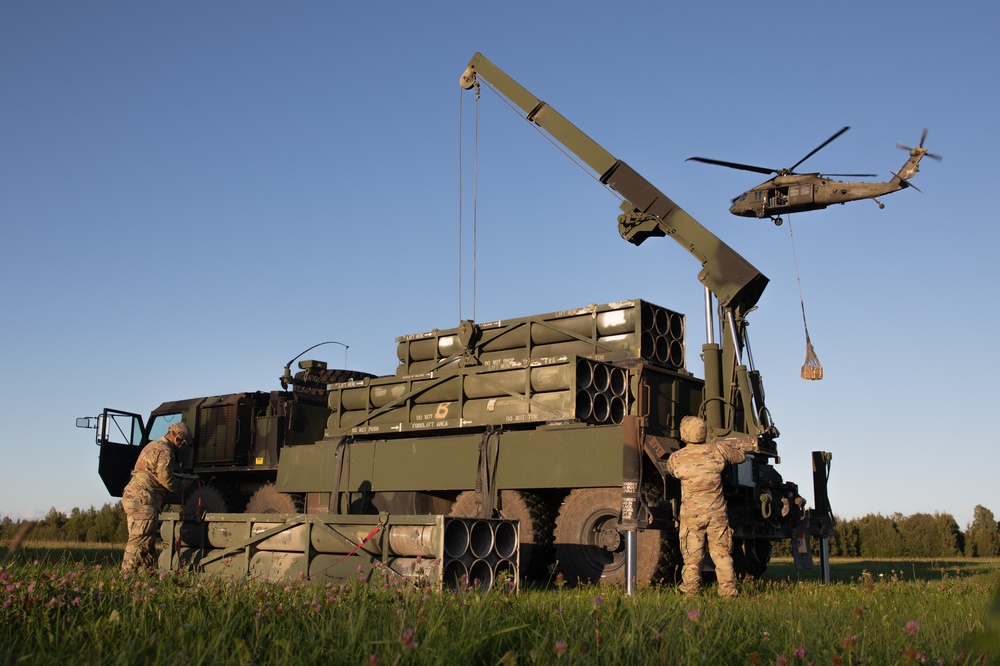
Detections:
576,359,594,390
469,520,495,559
444,519,470,560
591,363,610,393
655,335,670,364
609,396,626,425
576,390,593,420
641,302,656,332
468,559,494,591
668,312,684,340
591,392,610,423
641,330,656,361
669,339,685,368
494,558,517,587
653,307,669,335
443,559,468,589
493,521,518,560
609,366,627,397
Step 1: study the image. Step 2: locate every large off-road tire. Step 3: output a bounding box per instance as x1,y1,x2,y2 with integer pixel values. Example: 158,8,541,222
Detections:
553,487,672,586
246,483,303,514
450,490,555,582
181,482,244,517
732,537,772,579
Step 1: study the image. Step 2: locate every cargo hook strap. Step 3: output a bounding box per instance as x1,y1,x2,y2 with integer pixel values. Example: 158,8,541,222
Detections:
475,425,502,518
331,438,353,514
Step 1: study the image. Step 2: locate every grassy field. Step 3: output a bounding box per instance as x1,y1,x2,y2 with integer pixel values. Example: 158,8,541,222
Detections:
3,542,999,665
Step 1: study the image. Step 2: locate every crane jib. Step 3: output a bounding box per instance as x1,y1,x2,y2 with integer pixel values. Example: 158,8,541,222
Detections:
464,52,768,312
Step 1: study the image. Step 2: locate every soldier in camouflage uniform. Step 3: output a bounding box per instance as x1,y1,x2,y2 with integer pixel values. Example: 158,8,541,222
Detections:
666,416,750,598
120,422,193,573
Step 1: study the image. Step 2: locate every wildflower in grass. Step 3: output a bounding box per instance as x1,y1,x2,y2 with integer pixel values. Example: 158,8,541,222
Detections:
553,640,567,657
687,609,700,621
854,605,864,616
793,645,807,659
775,655,788,666
592,593,604,606
400,627,418,650
748,651,760,665
368,653,382,666
905,620,920,635
762,631,771,641
900,644,927,664
842,634,857,648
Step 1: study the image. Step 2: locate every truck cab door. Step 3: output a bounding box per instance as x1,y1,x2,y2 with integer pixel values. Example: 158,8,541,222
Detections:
97,408,145,497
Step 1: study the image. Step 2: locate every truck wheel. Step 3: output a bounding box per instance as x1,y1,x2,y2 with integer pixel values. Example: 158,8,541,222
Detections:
450,490,554,582
553,487,670,586
246,484,303,514
181,482,243,517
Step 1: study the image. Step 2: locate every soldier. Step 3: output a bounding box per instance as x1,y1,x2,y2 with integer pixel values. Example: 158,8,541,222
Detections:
120,422,193,573
666,415,752,598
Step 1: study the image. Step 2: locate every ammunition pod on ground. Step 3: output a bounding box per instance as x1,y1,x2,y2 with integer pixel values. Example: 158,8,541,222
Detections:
159,514,519,592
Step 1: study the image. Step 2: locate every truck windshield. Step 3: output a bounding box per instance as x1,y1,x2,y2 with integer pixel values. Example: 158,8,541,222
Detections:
148,413,183,442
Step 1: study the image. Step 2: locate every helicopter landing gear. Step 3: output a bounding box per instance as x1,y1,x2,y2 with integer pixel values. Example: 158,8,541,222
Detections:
772,216,783,226
873,196,885,210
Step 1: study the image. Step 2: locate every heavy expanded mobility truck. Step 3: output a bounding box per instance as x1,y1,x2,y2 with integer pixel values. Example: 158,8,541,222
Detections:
80,53,833,587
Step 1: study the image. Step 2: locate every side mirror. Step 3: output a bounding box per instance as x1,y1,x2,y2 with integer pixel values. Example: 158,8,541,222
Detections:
76,417,98,429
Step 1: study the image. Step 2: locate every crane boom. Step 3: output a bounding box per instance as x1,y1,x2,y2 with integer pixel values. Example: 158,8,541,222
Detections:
461,52,768,313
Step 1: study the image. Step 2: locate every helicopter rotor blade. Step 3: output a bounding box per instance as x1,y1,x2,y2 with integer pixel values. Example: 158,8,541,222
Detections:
789,126,850,172
686,156,776,175
819,172,879,178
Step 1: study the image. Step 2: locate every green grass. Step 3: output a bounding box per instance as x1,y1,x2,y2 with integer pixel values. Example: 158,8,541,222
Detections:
3,543,998,665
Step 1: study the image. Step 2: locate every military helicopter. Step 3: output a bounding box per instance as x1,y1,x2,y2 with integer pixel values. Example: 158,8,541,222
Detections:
688,127,941,225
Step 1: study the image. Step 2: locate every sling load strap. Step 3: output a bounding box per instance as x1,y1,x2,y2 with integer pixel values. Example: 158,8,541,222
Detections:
787,216,823,380
331,438,352,514
475,425,501,518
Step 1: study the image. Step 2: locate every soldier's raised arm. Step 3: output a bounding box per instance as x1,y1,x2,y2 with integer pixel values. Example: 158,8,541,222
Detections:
710,432,756,464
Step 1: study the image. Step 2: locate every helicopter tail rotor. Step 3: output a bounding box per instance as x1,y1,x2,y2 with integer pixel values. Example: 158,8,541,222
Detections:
897,128,943,161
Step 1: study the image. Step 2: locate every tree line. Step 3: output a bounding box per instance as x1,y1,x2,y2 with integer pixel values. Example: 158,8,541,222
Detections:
1,503,127,544
2,503,999,558
770,504,1000,558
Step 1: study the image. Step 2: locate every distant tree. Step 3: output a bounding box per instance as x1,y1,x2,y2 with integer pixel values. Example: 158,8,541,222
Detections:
966,505,1000,557
31,507,69,541
63,506,97,542
856,513,902,557
0,515,13,539
830,517,860,556
898,512,962,557
87,503,126,543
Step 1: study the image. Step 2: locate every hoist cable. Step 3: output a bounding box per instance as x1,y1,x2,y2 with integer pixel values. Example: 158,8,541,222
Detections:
788,215,823,380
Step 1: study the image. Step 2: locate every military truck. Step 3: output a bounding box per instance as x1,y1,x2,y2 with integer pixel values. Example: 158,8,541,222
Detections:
79,53,833,586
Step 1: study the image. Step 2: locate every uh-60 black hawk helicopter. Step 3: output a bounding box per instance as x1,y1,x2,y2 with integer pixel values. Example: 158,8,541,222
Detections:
687,127,941,225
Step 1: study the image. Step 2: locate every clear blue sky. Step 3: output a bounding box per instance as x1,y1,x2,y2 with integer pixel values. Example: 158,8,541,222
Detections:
2,2,997,528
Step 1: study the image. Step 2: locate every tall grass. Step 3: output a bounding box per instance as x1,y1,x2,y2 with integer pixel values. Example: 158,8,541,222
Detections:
2,544,998,665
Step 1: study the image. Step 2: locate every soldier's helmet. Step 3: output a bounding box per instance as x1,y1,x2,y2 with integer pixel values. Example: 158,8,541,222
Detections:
166,422,192,447
679,416,707,444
